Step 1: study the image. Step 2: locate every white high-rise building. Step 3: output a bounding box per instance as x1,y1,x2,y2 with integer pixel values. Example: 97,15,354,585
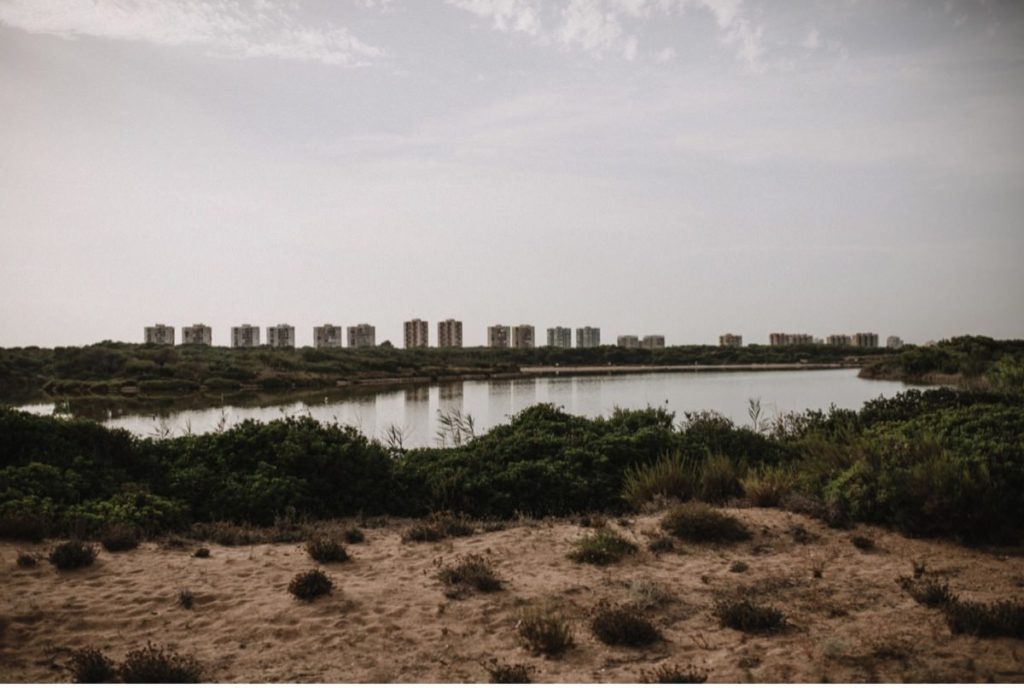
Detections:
547,327,571,348
887,336,904,349
640,335,665,350
314,324,343,348
437,319,463,348
487,325,510,348
617,335,640,348
512,324,535,349
719,333,742,348
576,326,601,348
347,323,376,348
181,324,212,346
266,324,295,348
853,332,879,348
404,319,429,348
144,324,175,345
231,324,260,348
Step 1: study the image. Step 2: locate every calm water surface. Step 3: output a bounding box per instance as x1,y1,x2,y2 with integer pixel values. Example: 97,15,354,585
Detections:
16,369,929,447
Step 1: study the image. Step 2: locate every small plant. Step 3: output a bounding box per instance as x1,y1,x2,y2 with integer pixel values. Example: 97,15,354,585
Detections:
16,552,37,567
402,512,475,542
306,537,349,564
438,554,502,594
193,547,210,558
622,451,699,508
578,514,608,528
790,524,813,544
648,536,675,553
119,642,203,683
911,560,927,578
850,535,875,551
482,659,533,683
944,598,1024,638
698,454,742,504
640,663,709,683
590,604,661,646
713,597,786,633
48,541,98,570
178,588,195,610
741,466,794,507
67,647,118,683
403,522,445,542
811,560,825,579
626,578,675,610
898,576,955,608
660,503,750,543
568,528,638,565
518,605,574,656
343,527,365,544
288,568,333,601
99,523,139,552
729,561,749,574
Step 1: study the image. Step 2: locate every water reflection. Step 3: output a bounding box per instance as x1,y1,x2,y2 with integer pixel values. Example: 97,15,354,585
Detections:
13,369,930,448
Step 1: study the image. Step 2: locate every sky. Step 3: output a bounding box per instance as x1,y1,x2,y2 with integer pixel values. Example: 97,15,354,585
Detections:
1,0,1022,348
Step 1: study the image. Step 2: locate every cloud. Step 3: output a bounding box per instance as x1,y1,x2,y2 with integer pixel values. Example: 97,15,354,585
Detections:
0,0,383,66
445,0,543,36
558,0,626,55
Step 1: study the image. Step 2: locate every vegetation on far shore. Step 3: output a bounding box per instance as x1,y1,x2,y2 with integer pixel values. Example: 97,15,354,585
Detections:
858,335,1024,387
1,381,1022,545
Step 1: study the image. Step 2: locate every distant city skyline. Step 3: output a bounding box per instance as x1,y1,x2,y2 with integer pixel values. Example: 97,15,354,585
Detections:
1,1,1023,348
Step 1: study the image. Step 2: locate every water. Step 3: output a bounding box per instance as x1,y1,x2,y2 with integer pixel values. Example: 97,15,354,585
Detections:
14,369,929,446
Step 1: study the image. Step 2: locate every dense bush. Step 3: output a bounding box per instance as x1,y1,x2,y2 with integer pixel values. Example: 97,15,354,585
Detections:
288,569,333,600
568,529,638,565
483,660,533,683
713,597,786,633
16,552,37,567
660,504,750,543
67,647,118,683
99,523,139,552
438,554,502,593
590,604,660,646
306,537,349,564
621,451,698,508
639,663,708,684
944,598,1024,638
119,642,203,683
518,606,574,656
48,540,97,570
741,465,794,507
898,576,955,608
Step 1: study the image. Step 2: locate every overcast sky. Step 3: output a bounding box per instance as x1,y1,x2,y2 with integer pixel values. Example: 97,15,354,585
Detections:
1,0,1022,348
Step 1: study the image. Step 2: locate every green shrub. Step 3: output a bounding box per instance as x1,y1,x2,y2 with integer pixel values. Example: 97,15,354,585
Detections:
193,547,210,558
0,497,54,541
16,552,38,567
660,503,750,543
590,604,661,646
698,454,742,504
306,537,349,564
622,452,699,508
713,597,786,633
483,659,533,683
568,529,638,565
898,576,955,608
741,465,794,507
343,527,365,544
119,642,203,683
944,598,1024,638
288,569,333,600
438,554,502,593
100,523,139,552
67,647,118,683
48,541,97,570
518,606,574,656
640,663,708,683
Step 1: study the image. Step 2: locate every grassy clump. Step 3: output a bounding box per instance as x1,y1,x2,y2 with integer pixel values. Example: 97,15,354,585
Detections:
713,597,786,633
698,454,742,504
590,604,661,647
306,537,349,564
898,576,955,608
626,578,675,610
850,535,875,551
518,606,574,656
438,554,502,593
741,466,794,507
343,527,365,544
660,503,750,543
640,663,709,683
944,598,1024,638
729,561,749,574
568,528,638,565
119,642,203,683
403,512,475,542
578,514,608,528
288,569,333,601
16,552,38,567
193,547,210,558
67,647,118,683
483,659,533,683
100,523,139,552
48,541,98,570
647,536,675,553
622,451,699,508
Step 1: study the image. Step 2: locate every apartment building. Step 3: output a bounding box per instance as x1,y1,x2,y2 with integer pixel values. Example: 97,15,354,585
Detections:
770,333,814,346
267,324,295,348
719,333,743,348
640,335,665,350
853,332,879,348
181,324,211,346
231,324,260,348
437,319,463,348
826,334,852,347
313,324,343,348
347,323,376,348
144,324,175,345
617,335,640,348
887,336,904,349
576,326,601,348
547,327,571,348
487,325,511,348
403,319,429,348
512,324,535,349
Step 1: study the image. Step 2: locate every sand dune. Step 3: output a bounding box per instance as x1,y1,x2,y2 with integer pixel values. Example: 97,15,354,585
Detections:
2,508,1022,682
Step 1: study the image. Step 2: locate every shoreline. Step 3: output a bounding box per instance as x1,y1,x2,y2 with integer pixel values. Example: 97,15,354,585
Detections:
519,362,859,376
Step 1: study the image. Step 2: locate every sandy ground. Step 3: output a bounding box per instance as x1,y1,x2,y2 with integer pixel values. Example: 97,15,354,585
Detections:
1,507,1023,683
